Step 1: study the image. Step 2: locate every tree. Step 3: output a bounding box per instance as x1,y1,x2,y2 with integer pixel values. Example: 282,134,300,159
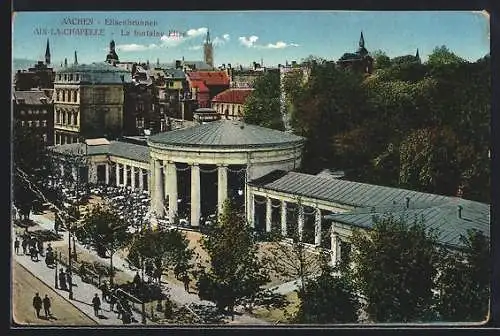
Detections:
263,221,323,299
127,227,194,283
426,45,466,66
436,229,490,321
77,205,131,285
371,50,392,70
196,199,270,316
243,71,284,130
350,214,440,322
294,254,360,323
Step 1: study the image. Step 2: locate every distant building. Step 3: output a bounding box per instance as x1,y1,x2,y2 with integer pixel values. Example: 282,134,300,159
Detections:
53,61,132,144
13,90,54,145
105,40,120,65
211,88,254,120
14,39,55,91
337,32,374,74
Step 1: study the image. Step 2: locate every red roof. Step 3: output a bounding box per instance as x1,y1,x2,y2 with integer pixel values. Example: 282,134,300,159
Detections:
212,88,254,104
190,80,209,93
187,71,230,86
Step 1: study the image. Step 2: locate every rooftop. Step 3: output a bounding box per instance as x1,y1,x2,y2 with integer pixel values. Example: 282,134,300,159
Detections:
212,88,254,104
49,140,149,163
12,90,52,105
148,120,305,148
187,71,230,86
55,63,133,84
250,171,490,248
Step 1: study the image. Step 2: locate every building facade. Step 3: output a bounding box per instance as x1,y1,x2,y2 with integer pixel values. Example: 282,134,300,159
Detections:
53,62,132,145
211,88,254,120
13,90,54,145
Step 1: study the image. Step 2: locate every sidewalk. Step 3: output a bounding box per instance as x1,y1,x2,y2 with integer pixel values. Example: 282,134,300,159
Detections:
28,213,270,325
13,249,149,325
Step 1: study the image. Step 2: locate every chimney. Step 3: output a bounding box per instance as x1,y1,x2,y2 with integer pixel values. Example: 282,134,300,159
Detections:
458,205,463,219
405,197,410,209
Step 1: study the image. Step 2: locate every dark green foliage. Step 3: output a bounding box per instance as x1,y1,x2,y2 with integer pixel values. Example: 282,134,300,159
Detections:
294,261,360,323
436,230,490,321
350,215,440,322
196,199,270,314
127,227,194,278
284,47,489,202
243,71,284,130
78,205,131,257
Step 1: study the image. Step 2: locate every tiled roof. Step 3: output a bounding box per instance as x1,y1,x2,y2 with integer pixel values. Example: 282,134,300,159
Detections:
13,90,52,105
148,120,305,148
250,171,490,249
48,140,149,163
187,71,230,86
190,80,209,93
164,68,186,79
212,88,254,104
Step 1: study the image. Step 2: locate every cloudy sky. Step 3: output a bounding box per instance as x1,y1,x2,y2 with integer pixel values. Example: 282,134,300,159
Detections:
12,11,489,67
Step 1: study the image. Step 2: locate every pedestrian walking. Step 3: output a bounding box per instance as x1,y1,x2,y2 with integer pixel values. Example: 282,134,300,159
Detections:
109,294,117,312
30,245,38,261
32,293,42,318
182,273,190,293
59,269,67,290
100,281,109,302
65,269,72,288
42,295,51,317
133,271,141,290
92,293,101,317
79,263,86,283
37,239,44,257
14,238,20,255
21,238,28,255
116,300,123,319
46,243,53,254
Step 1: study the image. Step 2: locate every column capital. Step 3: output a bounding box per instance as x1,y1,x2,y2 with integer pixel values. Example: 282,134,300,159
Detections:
190,162,199,167
217,163,228,168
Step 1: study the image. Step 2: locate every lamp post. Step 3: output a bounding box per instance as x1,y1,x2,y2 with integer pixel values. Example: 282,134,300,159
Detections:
54,250,58,288
68,215,73,300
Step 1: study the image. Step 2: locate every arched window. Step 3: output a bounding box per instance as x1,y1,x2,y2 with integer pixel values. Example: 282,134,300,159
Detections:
73,112,78,125
74,90,78,102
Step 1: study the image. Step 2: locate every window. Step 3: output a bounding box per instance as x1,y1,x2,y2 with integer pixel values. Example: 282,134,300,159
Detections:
57,90,61,101
35,120,40,127
73,112,78,125
21,120,25,127
64,74,67,81
42,134,47,142
28,109,32,115
27,120,32,127
75,74,80,81
41,109,47,114
62,90,66,102
73,90,78,102
34,109,39,115
136,117,144,128
20,110,25,115
69,74,73,81
42,120,47,127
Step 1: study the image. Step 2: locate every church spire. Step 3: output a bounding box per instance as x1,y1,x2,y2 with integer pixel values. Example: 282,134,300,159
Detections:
359,31,365,48
45,39,51,65
74,50,78,65
64,58,68,68
415,48,421,62
206,29,211,44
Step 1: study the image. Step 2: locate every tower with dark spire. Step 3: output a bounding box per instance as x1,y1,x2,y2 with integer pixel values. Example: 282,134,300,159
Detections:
64,58,68,68
45,39,51,65
415,48,421,63
203,29,214,68
357,31,368,57
106,39,119,65
74,51,78,65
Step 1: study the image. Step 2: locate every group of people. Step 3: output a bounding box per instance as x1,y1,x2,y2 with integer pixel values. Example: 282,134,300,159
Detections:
32,293,51,319
92,282,136,324
15,233,45,262
57,268,73,291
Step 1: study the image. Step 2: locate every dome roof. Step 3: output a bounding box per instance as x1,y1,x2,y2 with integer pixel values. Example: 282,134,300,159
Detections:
148,120,305,148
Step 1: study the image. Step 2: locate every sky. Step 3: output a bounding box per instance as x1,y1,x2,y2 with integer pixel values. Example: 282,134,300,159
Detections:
12,11,490,67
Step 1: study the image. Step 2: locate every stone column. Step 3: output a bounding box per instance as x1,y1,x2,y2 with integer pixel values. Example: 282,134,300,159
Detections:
190,163,200,227
105,163,110,185
298,204,304,241
115,163,120,186
330,230,341,266
217,164,228,214
246,191,255,228
281,200,287,236
139,168,144,190
265,197,272,232
123,164,128,187
131,166,136,190
166,161,178,223
60,163,64,177
314,208,322,246
154,160,164,217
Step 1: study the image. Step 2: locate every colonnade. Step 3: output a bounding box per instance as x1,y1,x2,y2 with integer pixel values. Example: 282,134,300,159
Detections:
110,162,149,191
151,159,233,226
